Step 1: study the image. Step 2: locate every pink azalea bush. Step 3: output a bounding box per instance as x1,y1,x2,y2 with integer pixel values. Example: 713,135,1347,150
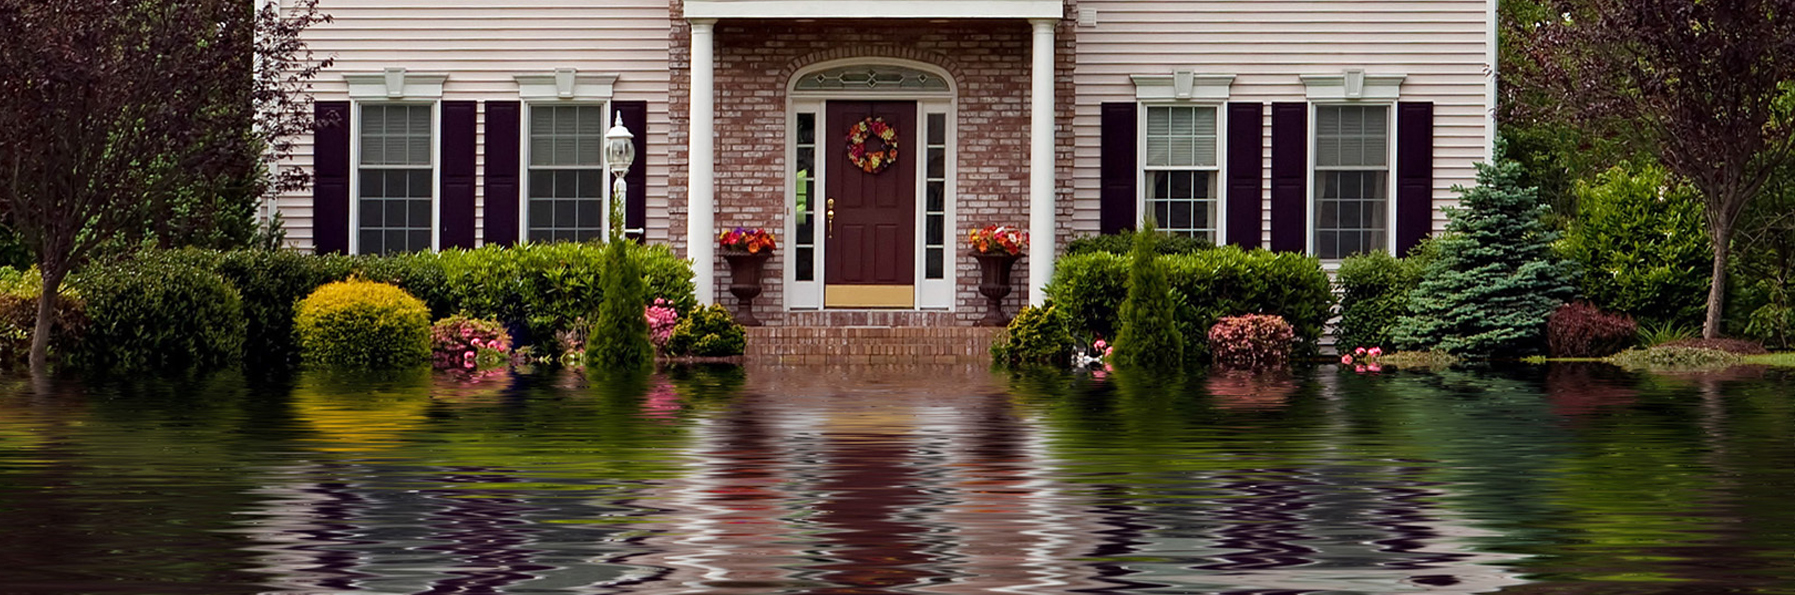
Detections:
1341,346,1387,373
645,298,680,348
430,314,512,370
1207,314,1296,369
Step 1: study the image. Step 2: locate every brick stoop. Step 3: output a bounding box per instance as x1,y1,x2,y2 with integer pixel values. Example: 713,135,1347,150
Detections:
746,326,1003,365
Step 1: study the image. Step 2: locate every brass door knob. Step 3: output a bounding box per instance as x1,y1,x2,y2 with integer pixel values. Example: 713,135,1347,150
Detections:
826,198,836,238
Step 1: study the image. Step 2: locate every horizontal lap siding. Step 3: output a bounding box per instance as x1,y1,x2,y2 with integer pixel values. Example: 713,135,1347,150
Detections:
275,1,672,250
1070,0,1492,245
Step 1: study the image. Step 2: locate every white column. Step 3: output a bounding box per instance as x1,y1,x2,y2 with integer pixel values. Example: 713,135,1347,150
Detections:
688,19,717,305
1028,19,1057,307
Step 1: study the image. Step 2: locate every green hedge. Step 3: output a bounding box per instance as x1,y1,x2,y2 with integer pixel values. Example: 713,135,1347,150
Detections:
1046,246,1334,359
1065,229,1213,257
72,257,247,370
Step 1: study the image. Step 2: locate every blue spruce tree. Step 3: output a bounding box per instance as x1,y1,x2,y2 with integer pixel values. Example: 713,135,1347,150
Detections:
1391,151,1573,356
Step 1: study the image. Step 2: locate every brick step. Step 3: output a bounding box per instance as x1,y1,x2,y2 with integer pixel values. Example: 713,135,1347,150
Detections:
781,310,960,327
746,326,1003,364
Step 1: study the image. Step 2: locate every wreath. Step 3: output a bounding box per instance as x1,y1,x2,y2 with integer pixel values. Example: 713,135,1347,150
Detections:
845,117,899,174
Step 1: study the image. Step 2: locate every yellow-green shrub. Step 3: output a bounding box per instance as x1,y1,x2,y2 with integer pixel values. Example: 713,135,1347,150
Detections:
295,279,431,369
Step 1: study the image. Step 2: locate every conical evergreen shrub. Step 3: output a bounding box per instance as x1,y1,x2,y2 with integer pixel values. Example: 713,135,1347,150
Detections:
1111,220,1184,369
587,240,653,369
1391,151,1573,356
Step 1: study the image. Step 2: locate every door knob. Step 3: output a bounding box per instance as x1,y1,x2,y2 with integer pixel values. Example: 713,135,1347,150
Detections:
826,198,836,238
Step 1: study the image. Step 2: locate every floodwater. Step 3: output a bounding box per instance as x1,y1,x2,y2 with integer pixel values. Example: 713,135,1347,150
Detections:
2,362,1794,594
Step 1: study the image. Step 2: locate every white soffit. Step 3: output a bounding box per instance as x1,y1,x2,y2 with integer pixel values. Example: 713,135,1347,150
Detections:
685,0,1063,20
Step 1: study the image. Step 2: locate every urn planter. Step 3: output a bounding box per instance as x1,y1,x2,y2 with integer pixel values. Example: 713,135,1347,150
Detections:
972,251,1021,326
721,250,770,326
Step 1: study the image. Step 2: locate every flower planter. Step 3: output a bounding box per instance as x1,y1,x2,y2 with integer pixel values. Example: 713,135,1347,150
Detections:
721,250,770,326
971,251,1020,327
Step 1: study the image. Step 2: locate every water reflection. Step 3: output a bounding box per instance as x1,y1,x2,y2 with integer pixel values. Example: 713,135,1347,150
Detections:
2,363,1795,593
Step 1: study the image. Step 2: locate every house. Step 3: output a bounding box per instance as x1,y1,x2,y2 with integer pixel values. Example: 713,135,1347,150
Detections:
277,0,1495,327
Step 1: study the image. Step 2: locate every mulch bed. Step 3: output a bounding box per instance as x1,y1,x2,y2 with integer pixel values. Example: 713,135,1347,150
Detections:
1659,338,1770,355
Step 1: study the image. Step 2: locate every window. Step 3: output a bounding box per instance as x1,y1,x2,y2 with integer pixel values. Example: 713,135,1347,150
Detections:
924,112,947,279
793,112,816,282
527,105,608,242
1143,105,1219,241
1313,104,1390,259
357,104,434,255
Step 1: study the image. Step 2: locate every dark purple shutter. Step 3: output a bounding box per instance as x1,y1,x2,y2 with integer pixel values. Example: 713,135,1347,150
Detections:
483,101,521,246
1269,102,1308,253
1099,102,1138,235
1396,102,1435,255
614,101,649,242
312,101,351,254
1225,102,1263,248
440,101,478,249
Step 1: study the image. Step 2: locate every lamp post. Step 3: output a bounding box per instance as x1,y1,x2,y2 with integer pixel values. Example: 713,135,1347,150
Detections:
603,112,636,243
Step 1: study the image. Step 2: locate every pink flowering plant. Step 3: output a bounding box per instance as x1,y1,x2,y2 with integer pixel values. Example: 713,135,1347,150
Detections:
646,298,680,349
1340,345,1387,373
431,314,513,371
1207,314,1296,369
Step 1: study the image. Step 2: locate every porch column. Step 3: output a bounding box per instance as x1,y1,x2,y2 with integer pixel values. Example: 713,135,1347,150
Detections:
688,19,717,304
1028,18,1056,307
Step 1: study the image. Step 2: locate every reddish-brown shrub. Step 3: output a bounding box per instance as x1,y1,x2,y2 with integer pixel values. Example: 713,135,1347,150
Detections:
1548,302,1637,358
1660,337,1769,355
1208,314,1296,369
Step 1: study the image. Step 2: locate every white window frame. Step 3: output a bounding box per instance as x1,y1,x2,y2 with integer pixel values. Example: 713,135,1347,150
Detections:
344,68,446,255
1302,70,1405,262
514,70,621,244
1131,71,1233,243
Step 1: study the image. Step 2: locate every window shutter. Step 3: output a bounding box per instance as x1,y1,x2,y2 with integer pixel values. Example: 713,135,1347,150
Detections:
1100,102,1138,235
1225,102,1263,248
1396,102,1434,255
483,101,521,246
614,100,649,242
1269,102,1308,253
312,101,351,255
440,101,478,249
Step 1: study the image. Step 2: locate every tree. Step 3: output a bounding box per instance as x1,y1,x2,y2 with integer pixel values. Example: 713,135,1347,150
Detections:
0,0,330,373
1392,153,1575,356
1511,0,1795,338
1110,220,1183,370
586,241,653,370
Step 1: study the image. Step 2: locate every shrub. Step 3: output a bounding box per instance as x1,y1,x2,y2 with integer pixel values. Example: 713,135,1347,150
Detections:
1208,314,1296,369
1112,221,1183,369
1636,319,1700,347
1559,163,1711,329
294,279,431,369
1066,229,1212,257
1392,152,1575,356
1547,302,1637,358
587,240,653,369
646,298,680,348
665,304,746,357
1044,251,1128,339
1606,346,1740,370
0,267,87,365
991,303,1073,366
1658,337,1769,355
438,241,695,352
1337,251,1418,350
212,249,336,365
430,315,512,370
72,257,246,370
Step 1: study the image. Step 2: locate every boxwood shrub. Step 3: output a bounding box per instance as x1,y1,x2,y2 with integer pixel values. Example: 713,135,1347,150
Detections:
0,267,88,365
1046,245,1334,360
294,279,432,369
72,257,247,370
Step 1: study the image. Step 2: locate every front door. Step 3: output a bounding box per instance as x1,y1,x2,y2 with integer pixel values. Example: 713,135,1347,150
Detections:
824,100,916,308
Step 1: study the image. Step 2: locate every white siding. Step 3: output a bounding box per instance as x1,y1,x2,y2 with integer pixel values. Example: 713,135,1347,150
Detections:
276,0,673,250
1071,0,1494,244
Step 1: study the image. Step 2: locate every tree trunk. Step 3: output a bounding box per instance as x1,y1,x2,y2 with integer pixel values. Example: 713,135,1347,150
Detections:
29,264,67,377
1704,220,1737,339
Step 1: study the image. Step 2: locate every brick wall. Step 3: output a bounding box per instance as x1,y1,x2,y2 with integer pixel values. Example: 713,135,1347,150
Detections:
668,1,1077,326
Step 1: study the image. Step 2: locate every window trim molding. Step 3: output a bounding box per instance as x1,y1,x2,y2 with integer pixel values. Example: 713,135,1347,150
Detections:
1306,101,1399,261
344,68,447,101
518,100,616,243
1131,71,1235,101
514,69,619,102
348,100,441,255
1300,70,1406,102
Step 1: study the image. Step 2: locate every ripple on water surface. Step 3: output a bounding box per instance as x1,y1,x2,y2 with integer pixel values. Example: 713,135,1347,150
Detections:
1,362,1794,594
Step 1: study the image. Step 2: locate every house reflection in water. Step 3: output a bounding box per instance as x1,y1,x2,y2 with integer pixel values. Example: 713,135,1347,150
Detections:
232,366,1527,594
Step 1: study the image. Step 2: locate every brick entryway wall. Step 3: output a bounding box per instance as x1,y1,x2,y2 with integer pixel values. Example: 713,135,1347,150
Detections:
667,1,1077,327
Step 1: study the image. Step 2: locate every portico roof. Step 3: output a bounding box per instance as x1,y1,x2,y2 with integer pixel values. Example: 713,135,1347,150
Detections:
683,0,1062,20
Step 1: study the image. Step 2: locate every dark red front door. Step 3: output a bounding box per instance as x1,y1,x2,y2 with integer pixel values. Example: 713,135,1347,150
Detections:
825,101,916,306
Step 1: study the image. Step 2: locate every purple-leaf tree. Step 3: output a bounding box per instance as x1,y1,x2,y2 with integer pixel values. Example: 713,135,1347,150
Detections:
1511,0,1795,338
0,0,330,373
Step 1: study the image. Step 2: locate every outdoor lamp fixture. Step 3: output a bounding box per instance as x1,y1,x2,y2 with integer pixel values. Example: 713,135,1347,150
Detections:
604,112,635,241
